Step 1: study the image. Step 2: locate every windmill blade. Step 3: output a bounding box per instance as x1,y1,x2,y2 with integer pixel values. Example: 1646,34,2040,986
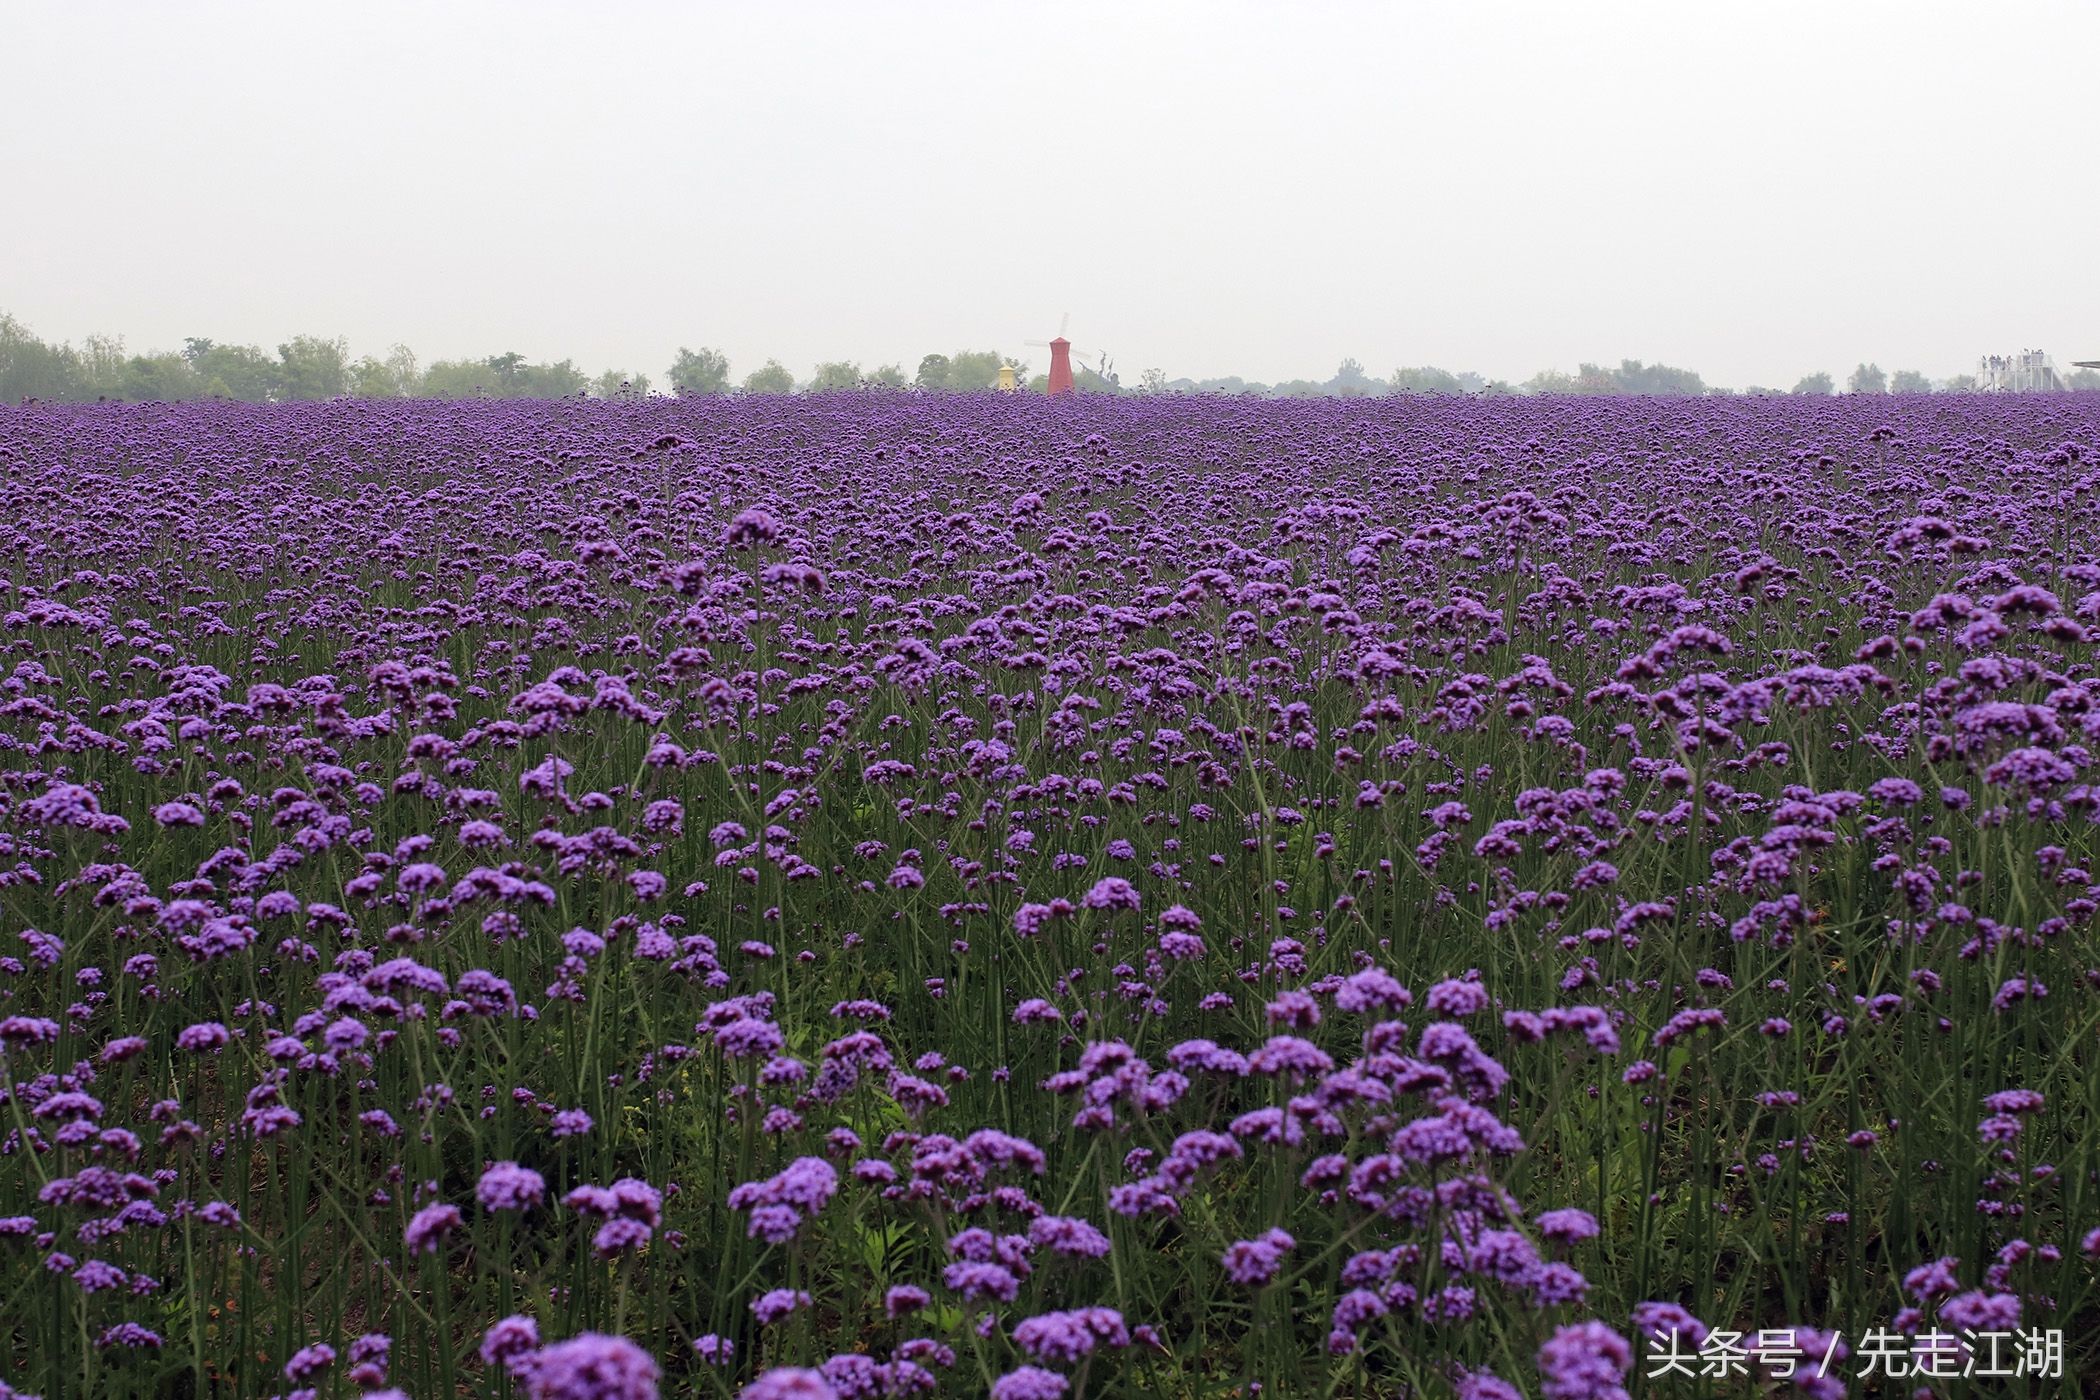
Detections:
1059,312,1070,338
1023,339,1052,348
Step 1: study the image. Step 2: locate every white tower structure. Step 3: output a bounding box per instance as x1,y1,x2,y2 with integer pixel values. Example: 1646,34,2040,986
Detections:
1975,349,2066,392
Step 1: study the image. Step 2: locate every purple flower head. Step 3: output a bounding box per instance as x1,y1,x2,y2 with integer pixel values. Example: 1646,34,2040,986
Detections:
990,1368,1068,1400
752,1288,813,1325
1029,1214,1112,1258
1938,1289,2020,1331
477,1161,547,1212
1536,1208,1600,1245
729,1156,839,1242
1651,1008,1725,1048
1456,1372,1525,1400
941,1260,1021,1303
404,1203,461,1256
725,508,784,548
1081,876,1141,911
284,1343,336,1382
885,1284,931,1318
1426,978,1491,1017
1536,1320,1632,1400
526,1332,660,1400
741,1368,839,1399
176,1022,231,1053
1335,969,1419,1011
480,1314,542,1370
1982,1088,2044,1115
98,1322,165,1349
1629,1301,1709,1348
1013,1307,1130,1364
593,1217,653,1258
1220,1228,1294,1286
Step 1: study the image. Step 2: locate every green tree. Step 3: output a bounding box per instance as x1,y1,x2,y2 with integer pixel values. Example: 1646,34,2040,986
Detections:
1942,373,1978,392
276,335,350,399
1889,369,1931,394
809,360,862,390
915,353,952,389
1847,362,1888,394
1522,369,1578,395
189,341,279,400
591,369,651,399
1391,366,1462,394
944,350,1005,391
742,359,794,394
907,349,1021,391
383,344,420,396
1329,358,1374,395
483,352,528,391
0,314,89,400
667,346,731,396
419,360,493,397
1139,367,1168,394
80,334,129,397
517,359,588,398
118,352,205,401
349,357,394,397
1791,371,1834,396
349,344,420,398
1606,360,1704,395
2066,368,2100,391
867,363,907,388
1563,360,1706,395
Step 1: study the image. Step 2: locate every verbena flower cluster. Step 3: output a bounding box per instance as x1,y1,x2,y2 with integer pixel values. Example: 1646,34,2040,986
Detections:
0,391,2097,1396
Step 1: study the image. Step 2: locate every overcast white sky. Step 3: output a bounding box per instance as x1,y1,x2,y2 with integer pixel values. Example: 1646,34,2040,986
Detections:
5,0,2095,389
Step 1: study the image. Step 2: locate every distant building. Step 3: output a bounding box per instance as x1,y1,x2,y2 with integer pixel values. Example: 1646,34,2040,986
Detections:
1975,349,2066,392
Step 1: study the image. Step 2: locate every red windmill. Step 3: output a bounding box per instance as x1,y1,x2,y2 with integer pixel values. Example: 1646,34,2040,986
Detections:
1025,314,1110,397
1046,337,1075,396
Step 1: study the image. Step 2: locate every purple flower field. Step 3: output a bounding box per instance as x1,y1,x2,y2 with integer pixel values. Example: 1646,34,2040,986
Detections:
2,391,2098,1397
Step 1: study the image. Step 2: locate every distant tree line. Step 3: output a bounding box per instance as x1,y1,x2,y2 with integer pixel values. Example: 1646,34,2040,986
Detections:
662,347,1120,397
1169,356,2100,397
7,313,2096,403
0,315,656,404
0,314,1066,403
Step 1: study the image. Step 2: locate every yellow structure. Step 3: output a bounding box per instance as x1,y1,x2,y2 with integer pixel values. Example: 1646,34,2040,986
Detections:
997,362,1018,392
